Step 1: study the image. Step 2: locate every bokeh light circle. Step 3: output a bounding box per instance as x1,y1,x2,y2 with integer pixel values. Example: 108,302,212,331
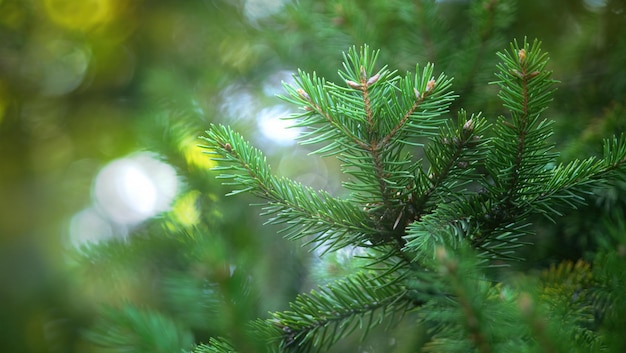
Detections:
43,0,117,30
92,152,178,225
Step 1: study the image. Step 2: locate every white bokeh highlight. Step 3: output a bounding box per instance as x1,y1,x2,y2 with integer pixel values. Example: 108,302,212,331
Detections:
257,105,302,145
69,152,178,245
93,152,178,224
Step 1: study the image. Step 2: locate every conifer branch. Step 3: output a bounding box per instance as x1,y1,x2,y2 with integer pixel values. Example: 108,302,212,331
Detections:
436,247,492,353
490,38,557,207
201,124,375,252
260,272,412,353
416,110,489,211
290,76,371,152
530,135,626,221
420,245,527,353
199,41,626,353
191,337,237,353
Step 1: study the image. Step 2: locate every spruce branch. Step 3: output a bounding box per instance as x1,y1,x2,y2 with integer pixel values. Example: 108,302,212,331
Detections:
85,305,194,353
406,38,626,264
191,337,237,353
282,45,455,212
419,245,526,353
200,124,375,252
199,41,626,352
418,110,490,208
259,272,412,353
435,247,492,353
489,38,558,204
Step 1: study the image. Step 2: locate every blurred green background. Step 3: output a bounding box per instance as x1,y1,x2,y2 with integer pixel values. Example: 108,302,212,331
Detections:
0,0,624,352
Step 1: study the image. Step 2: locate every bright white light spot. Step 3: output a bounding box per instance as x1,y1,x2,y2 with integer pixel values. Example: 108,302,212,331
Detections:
120,165,157,214
257,105,301,145
68,207,114,245
262,70,296,97
93,152,178,225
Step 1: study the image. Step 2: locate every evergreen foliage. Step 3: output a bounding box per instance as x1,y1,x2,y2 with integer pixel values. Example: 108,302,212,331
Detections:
83,305,194,353
197,39,626,352
4,2,626,353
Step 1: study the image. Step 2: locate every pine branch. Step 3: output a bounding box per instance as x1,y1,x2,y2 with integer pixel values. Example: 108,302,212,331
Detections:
282,44,455,211
412,40,625,265
84,305,194,353
488,38,558,205
417,110,491,210
419,245,527,353
200,124,374,252
198,41,626,353
531,134,626,219
258,271,413,353
191,337,237,353
434,247,493,353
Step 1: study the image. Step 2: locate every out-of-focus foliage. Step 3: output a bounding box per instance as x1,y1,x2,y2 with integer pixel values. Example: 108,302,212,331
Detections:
0,0,624,352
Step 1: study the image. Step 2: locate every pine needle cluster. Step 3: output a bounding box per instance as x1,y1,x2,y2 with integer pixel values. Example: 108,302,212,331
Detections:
199,39,626,353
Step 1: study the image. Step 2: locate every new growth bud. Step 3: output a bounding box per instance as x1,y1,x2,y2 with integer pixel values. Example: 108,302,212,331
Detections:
297,88,311,102
346,80,362,90
463,119,475,133
360,65,367,80
426,78,436,93
366,73,380,86
518,48,526,63
414,87,421,100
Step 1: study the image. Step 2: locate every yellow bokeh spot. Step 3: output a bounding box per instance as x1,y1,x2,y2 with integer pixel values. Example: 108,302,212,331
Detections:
180,136,216,170
43,0,118,30
171,190,201,227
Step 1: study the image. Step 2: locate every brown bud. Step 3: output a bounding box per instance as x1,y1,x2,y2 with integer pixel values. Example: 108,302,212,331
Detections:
297,88,310,101
366,73,380,86
224,143,232,152
426,79,436,93
360,65,367,80
463,119,475,133
346,80,362,90
518,48,526,63
414,87,421,100
527,71,540,79
510,69,523,79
